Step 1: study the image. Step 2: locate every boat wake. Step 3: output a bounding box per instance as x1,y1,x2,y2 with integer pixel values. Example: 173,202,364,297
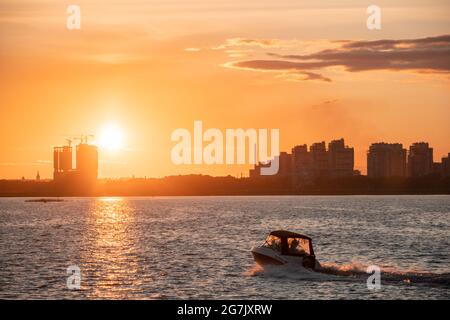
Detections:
320,262,450,287
245,262,450,288
244,263,343,282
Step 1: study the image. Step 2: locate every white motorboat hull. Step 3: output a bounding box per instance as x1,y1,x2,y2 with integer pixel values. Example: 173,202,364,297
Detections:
251,246,321,270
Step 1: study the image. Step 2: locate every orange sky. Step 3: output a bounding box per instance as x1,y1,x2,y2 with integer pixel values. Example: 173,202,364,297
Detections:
0,0,449,179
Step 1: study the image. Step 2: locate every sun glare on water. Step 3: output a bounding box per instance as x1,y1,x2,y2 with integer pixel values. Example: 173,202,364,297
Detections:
99,124,124,151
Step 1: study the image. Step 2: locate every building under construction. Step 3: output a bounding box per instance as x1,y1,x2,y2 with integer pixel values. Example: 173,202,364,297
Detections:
53,136,98,189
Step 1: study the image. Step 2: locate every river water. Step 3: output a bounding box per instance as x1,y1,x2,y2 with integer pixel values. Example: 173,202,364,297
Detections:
0,195,449,299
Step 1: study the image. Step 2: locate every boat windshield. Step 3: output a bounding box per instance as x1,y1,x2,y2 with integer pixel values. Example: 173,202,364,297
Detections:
287,237,311,255
263,235,282,253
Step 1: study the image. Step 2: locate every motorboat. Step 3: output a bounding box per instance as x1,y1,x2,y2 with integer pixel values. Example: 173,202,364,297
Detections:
251,230,321,270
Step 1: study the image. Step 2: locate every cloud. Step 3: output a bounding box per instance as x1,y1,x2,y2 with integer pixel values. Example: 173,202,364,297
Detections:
184,47,201,52
223,38,284,48
276,71,332,83
225,35,450,82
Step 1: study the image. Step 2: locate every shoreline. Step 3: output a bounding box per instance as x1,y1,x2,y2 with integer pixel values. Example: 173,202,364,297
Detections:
1,192,449,197
1,175,449,197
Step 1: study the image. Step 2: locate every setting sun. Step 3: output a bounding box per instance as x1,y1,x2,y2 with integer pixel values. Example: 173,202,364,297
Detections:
99,124,124,151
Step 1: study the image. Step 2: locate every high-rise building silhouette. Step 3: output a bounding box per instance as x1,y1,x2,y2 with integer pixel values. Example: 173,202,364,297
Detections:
408,142,433,177
310,141,329,177
291,144,313,183
76,143,98,182
53,145,72,180
328,139,354,177
53,137,98,188
367,143,407,178
442,153,450,177
277,152,293,177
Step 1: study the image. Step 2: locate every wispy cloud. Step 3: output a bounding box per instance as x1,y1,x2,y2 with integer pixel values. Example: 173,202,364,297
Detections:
184,47,201,52
224,35,450,82
214,38,286,49
275,71,332,83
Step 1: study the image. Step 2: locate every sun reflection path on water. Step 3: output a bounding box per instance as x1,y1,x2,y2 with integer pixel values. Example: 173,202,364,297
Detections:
81,197,144,299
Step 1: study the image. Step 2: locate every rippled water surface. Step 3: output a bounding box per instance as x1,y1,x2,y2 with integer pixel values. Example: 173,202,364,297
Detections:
0,196,449,299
